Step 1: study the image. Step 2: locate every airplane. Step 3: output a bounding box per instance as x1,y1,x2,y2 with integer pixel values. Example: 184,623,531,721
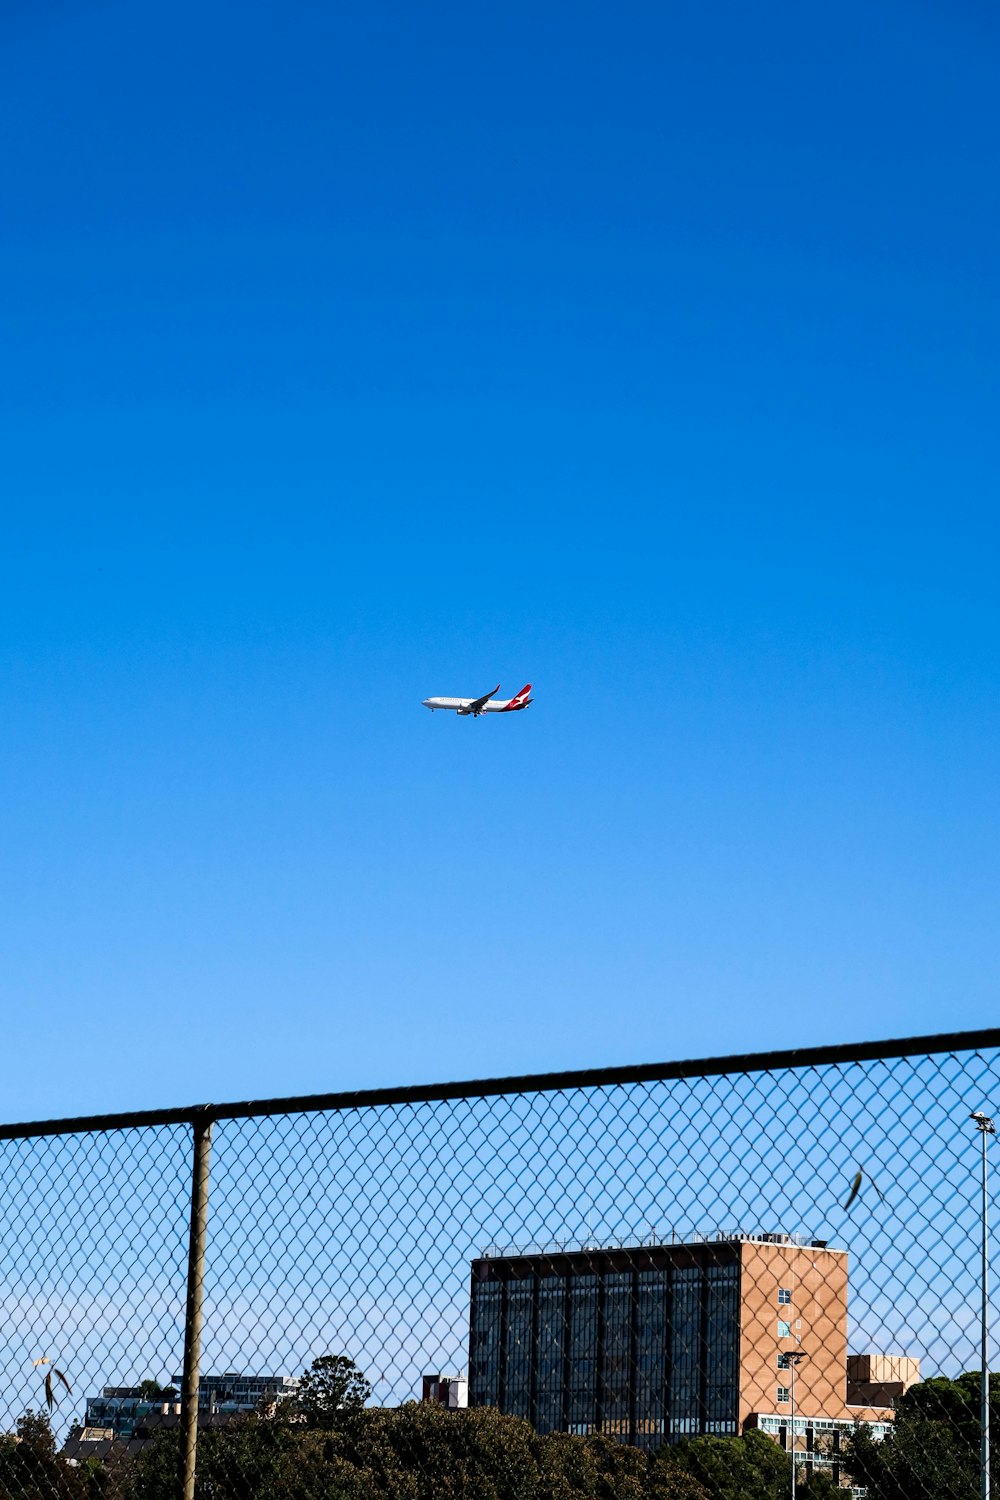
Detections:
421,683,533,716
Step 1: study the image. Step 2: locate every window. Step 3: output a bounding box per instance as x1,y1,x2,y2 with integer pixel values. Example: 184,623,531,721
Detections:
634,1272,667,1443
504,1278,534,1415
778,1288,792,1305
777,1353,791,1369
567,1273,599,1430
777,1386,790,1404
535,1273,567,1434
469,1280,503,1408
777,1320,791,1338
703,1262,740,1434
668,1266,702,1434
602,1272,634,1425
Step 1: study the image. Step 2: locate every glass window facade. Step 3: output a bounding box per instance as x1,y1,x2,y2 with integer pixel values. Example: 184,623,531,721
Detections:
777,1320,791,1338
536,1274,566,1433
504,1276,534,1415
567,1273,599,1431
702,1261,739,1434
634,1269,667,1443
667,1266,701,1438
778,1288,792,1305
602,1271,633,1432
469,1278,502,1409
469,1246,740,1449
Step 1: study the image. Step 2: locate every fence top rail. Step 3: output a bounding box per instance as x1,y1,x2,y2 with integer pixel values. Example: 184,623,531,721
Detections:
1,1026,1000,1140
0,1025,996,1141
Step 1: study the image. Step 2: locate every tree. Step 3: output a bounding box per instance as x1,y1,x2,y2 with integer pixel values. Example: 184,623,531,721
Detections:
794,1468,842,1499
533,1431,650,1500
842,1372,1000,1500
292,1356,373,1429
325,1403,540,1500
661,1427,790,1500
0,1411,86,1500
117,1399,849,1500
645,1463,712,1500
137,1382,162,1401
128,1417,294,1500
845,1413,974,1500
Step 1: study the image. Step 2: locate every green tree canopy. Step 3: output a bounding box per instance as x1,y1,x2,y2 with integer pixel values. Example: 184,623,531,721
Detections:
0,1412,88,1500
843,1372,1000,1500
119,1391,847,1500
125,1403,715,1500
658,1427,790,1500
293,1355,373,1428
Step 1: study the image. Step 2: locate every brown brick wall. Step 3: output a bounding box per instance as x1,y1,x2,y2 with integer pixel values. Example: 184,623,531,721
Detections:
738,1241,849,1426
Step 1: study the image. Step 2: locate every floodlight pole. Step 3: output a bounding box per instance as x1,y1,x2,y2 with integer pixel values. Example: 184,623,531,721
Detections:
788,1350,807,1500
972,1111,996,1500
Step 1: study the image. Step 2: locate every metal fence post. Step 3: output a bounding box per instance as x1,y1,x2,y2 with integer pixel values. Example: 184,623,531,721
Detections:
180,1111,213,1500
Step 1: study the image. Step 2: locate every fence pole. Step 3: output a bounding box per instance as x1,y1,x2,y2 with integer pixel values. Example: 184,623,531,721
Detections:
982,1121,992,1500
180,1112,213,1500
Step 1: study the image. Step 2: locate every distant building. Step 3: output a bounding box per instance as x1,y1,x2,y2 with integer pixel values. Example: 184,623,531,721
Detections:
63,1407,251,1468
422,1374,468,1409
81,1372,298,1440
170,1371,299,1415
469,1231,916,1484
846,1354,921,1407
83,1389,177,1440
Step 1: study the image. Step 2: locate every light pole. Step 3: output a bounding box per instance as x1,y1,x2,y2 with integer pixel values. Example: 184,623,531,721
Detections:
787,1350,808,1500
972,1111,996,1500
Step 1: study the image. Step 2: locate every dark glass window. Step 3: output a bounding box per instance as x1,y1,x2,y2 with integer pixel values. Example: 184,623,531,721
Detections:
469,1280,502,1408
566,1273,599,1430
602,1271,634,1427
504,1277,534,1417
536,1273,566,1433
634,1270,667,1447
668,1266,701,1436
470,1249,739,1447
703,1261,739,1434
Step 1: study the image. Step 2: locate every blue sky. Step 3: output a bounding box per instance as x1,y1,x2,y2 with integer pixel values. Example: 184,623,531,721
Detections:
2,0,998,1119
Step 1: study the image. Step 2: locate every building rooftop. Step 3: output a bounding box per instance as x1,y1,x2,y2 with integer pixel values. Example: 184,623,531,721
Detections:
479,1230,842,1258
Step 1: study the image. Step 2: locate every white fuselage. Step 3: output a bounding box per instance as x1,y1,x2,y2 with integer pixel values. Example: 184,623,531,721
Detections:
422,682,532,715
422,695,517,714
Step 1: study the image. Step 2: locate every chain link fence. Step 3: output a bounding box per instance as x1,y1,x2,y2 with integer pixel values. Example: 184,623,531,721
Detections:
0,1028,997,1499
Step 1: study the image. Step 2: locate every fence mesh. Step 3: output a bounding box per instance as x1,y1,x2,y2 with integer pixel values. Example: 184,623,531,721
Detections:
0,1033,997,1499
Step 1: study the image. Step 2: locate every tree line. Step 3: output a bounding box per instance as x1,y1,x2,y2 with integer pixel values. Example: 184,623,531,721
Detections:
0,1357,994,1500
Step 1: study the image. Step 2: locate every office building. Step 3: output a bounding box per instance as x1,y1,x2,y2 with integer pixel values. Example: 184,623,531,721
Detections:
469,1231,912,1475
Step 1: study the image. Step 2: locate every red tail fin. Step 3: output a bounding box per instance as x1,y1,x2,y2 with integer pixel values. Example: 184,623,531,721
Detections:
502,683,532,711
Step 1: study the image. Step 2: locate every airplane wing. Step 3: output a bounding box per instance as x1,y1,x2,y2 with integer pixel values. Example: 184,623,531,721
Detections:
468,684,500,716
